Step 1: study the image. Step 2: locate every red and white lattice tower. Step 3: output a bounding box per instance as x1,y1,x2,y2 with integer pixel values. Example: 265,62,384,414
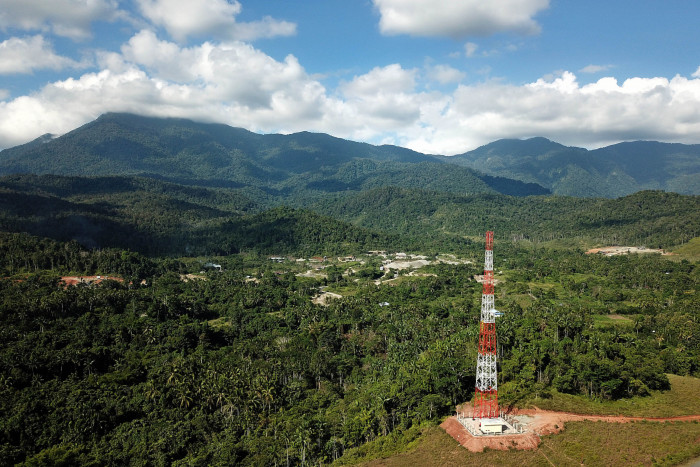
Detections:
473,231,500,419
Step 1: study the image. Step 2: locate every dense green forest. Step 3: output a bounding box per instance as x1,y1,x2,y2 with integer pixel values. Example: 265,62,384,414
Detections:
0,116,699,465
2,175,698,258
0,113,549,204
444,137,700,197
3,113,699,198
0,175,424,257
313,187,699,248
0,231,697,465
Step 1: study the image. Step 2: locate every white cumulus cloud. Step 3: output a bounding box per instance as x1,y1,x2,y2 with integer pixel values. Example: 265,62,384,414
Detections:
341,64,416,97
2,30,700,157
404,71,700,154
121,30,319,110
338,65,422,134
135,0,296,42
0,33,331,147
373,0,550,38
0,35,88,74
0,0,121,40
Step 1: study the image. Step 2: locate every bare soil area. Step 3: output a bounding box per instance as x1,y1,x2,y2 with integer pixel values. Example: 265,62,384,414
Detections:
585,246,671,256
441,407,700,452
441,417,540,452
60,275,123,286
312,290,342,306
383,259,431,270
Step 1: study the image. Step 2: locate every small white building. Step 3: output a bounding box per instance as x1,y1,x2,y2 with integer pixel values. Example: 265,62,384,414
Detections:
480,419,505,434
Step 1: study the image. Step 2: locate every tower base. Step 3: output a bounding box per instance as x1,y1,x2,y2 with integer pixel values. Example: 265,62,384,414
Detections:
456,415,522,437
456,405,527,437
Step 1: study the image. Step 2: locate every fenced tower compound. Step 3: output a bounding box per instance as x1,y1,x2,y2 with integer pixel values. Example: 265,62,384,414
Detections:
473,231,501,419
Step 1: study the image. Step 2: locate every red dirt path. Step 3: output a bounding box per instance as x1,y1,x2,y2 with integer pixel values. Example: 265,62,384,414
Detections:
441,408,700,452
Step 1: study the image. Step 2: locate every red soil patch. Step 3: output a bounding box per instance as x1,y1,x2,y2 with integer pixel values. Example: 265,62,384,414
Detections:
61,276,123,287
441,407,700,452
440,417,540,452
607,314,631,320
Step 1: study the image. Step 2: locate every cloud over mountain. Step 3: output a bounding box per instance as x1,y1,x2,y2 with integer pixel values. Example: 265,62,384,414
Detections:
1,1,700,156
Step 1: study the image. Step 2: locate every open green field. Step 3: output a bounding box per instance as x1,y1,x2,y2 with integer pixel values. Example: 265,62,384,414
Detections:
340,375,700,466
592,313,634,328
524,374,700,417
356,421,700,467
673,237,700,261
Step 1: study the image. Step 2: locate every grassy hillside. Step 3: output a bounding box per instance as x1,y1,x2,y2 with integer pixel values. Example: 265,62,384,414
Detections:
522,374,700,417
333,374,700,465
673,237,700,260
345,420,700,466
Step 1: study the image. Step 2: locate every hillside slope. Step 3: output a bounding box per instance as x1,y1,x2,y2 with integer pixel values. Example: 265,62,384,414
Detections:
446,137,700,197
0,174,404,256
313,186,700,248
0,113,548,204
2,174,696,255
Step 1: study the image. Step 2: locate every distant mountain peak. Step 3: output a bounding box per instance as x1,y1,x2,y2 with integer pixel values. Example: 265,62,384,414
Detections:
1,113,695,198
0,113,549,198
473,137,570,156
446,136,700,197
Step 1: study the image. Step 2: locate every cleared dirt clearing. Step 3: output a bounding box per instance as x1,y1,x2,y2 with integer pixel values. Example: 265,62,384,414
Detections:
441,408,700,452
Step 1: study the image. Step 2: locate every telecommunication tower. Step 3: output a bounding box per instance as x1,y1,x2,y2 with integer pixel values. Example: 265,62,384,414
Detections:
473,231,501,419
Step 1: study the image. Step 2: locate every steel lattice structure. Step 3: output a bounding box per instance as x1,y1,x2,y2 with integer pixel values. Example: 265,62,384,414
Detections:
473,231,500,419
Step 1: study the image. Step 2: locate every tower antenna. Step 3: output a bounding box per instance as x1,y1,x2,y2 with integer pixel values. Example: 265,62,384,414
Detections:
473,231,500,418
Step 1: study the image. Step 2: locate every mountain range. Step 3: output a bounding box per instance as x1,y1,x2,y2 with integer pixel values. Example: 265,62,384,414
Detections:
1,173,697,257
445,137,700,197
0,113,698,199
0,113,547,207
0,113,698,255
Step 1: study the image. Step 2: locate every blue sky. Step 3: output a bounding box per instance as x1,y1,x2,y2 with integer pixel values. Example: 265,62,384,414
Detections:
1,0,700,154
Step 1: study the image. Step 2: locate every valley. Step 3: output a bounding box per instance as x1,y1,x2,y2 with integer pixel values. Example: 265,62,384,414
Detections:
0,114,697,465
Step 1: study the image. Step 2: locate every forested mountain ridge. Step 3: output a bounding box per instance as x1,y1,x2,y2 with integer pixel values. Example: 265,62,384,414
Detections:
0,113,548,204
313,186,700,249
445,137,700,197
0,113,437,176
2,113,696,198
2,174,697,257
0,174,409,256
